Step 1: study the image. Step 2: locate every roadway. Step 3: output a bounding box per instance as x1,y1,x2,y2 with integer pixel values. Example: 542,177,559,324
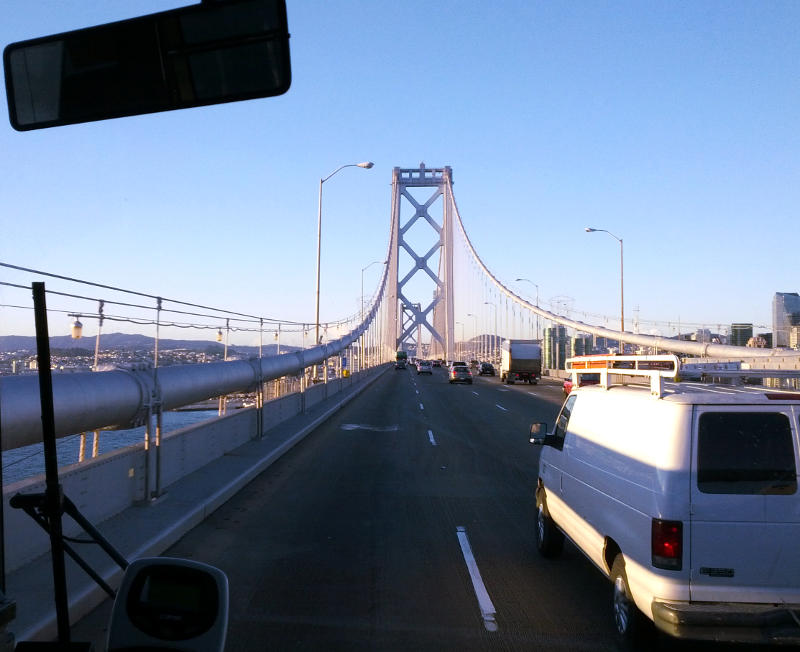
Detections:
72,367,789,651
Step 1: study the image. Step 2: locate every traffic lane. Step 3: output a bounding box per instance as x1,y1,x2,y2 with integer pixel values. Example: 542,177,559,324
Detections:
408,370,627,649
161,368,534,650
475,373,566,409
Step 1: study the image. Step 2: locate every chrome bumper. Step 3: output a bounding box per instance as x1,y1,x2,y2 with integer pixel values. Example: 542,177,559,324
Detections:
652,600,800,644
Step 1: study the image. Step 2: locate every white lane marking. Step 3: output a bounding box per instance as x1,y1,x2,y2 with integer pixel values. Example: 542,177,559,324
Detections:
527,392,537,396
497,388,509,393
416,389,420,394
419,403,424,410
340,424,399,432
456,526,498,632
471,391,479,396
428,430,437,446
495,404,508,412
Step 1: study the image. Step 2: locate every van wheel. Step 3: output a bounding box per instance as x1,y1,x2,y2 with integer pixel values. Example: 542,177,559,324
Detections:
535,494,564,558
611,555,653,648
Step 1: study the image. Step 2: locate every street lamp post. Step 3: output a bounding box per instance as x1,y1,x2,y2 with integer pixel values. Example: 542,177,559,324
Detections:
484,302,498,363
314,161,374,380
585,227,624,338
515,278,540,341
456,321,464,360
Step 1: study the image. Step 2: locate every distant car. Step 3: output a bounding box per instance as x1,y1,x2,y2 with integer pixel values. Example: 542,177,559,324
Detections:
432,360,441,367
417,360,433,375
395,360,406,370
449,365,473,384
563,373,600,396
478,362,495,376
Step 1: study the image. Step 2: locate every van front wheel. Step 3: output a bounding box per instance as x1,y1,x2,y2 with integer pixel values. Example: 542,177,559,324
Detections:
611,555,653,648
535,494,564,558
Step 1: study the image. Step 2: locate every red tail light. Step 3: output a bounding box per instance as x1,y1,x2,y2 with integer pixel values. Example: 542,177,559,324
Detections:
652,519,682,570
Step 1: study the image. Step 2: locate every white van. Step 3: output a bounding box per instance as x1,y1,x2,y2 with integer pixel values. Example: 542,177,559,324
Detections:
530,355,800,646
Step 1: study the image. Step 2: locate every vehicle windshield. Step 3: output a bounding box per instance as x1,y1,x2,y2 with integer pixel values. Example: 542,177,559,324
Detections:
2,2,799,650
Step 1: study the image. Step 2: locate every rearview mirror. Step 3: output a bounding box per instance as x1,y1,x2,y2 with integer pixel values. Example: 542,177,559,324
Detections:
4,0,291,131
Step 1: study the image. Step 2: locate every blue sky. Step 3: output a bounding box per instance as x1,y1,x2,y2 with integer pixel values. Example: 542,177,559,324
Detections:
1,1,798,346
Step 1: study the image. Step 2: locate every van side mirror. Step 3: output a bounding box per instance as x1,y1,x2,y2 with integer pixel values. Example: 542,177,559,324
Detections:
529,422,549,445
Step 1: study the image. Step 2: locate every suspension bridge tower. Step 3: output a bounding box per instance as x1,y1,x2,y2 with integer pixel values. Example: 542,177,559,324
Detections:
385,164,455,361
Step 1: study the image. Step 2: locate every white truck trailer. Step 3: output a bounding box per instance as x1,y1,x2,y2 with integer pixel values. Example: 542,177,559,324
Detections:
500,339,542,384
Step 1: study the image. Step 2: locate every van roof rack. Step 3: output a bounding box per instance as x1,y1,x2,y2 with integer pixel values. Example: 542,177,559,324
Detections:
566,354,680,398
567,354,800,398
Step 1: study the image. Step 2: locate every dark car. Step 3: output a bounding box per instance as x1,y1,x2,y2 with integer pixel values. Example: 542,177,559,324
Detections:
449,365,473,384
478,362,495,376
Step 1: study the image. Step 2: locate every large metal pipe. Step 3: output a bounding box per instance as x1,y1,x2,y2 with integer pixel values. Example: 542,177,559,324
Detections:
0,261,392,452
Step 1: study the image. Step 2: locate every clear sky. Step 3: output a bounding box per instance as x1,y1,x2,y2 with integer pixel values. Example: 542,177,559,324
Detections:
1,1,798,347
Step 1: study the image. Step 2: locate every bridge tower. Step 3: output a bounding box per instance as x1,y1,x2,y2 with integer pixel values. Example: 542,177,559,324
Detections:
385,164,455,361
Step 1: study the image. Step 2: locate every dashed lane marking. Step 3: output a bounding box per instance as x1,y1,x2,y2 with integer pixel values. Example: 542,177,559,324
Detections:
456,526,498,632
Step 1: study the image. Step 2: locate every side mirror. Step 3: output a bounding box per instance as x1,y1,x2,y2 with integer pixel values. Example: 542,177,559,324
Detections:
529,422,549,445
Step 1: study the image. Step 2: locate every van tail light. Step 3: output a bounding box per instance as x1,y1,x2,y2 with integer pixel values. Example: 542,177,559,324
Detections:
652,519,682,571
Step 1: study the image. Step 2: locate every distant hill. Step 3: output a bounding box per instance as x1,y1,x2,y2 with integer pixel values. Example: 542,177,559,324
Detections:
0,333,298,355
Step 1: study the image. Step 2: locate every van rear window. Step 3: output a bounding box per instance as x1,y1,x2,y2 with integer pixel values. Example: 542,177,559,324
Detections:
698,412,797,495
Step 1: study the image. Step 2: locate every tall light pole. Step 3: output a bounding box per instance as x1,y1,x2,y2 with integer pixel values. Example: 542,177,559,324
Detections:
484,301,498,363
456,321,464,360
585,227,624,336
515,278,540,341
315,161,374,380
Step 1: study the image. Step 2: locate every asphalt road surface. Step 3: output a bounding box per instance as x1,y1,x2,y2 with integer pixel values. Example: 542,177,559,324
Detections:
72,368,797,651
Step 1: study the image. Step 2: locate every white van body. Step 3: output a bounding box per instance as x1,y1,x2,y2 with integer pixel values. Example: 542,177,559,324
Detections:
533,355,800,644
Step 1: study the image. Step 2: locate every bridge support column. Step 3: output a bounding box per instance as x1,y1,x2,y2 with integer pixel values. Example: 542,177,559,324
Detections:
388,164,455,360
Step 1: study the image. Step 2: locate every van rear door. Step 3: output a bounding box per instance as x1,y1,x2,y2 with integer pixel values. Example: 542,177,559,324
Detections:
689,407,800,603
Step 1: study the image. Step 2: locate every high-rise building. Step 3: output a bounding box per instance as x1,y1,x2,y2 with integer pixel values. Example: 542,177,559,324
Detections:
544,325,568,370
773,292,800,348
571,333,592,357
730,323,753,347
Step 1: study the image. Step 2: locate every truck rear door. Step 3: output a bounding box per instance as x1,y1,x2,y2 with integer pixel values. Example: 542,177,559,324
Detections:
689,406,800,603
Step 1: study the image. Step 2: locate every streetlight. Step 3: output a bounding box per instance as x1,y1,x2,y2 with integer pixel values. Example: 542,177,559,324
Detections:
456,321,464,360
585,227,624,335
314,161,374,379
69,314,83,339
484,302,498,363
515,278,540,341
